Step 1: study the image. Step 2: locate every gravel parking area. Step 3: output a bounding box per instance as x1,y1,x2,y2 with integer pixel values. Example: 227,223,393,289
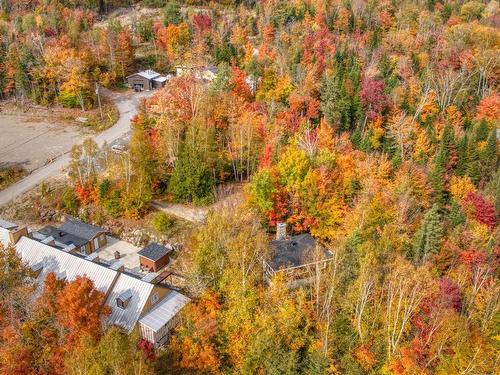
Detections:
0,113,84,172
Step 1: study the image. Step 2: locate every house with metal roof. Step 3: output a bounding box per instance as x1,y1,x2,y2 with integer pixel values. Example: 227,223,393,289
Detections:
15,236,190,347
138,243,173,272
126,70,169,91
0,218,28,248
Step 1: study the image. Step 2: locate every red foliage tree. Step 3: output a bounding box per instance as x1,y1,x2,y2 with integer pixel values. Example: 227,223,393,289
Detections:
56,276,110,347
360,76,387,121
464,192,497,230
193,14,212,35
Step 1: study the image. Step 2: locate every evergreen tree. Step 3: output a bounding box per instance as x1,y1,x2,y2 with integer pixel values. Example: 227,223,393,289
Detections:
449,199,465,228
168,136,214,204
429,147,447,206
320,51,361,131
412,204,443,263
455,135,468,176
465,138,481,183
480,129,498,182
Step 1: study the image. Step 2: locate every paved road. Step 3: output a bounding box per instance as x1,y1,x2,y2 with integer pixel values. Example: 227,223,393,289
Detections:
0,91,150,207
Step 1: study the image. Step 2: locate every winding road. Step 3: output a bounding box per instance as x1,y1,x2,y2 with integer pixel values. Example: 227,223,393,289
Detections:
0,91,150,207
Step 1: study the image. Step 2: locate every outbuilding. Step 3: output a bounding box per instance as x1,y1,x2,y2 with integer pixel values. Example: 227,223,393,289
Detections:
126,70,168,91
138,243,173,272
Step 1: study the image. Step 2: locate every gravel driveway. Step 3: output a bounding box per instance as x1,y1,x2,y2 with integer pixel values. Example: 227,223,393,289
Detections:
0,91,152,207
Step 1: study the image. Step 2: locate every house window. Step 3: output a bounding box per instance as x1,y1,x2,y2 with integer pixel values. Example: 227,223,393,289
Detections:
151,293,159,305
79,247,86,255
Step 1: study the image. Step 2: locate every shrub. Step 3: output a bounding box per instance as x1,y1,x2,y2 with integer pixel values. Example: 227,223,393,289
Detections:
62,188,79,216
152,212,176,234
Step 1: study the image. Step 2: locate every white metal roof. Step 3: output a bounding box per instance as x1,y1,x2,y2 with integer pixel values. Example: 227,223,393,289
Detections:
0,228,10,248
138,290,190,332
105,273,154,333
0,218,17,230
16,236,118,294
153,76,168,83
136,70,161,80
14,236,190,335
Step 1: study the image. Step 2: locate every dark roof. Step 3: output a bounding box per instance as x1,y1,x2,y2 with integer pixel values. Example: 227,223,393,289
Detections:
138,243,172,262
38,225,88,248
268,233,328,270
59,217,106,241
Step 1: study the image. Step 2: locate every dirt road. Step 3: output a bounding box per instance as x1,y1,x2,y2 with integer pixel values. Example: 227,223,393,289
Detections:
0,91,151,207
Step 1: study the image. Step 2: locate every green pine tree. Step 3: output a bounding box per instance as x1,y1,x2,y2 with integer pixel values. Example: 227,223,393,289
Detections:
168,137,214,204
480,129,498,182
449,199,465,228
412,204,443,263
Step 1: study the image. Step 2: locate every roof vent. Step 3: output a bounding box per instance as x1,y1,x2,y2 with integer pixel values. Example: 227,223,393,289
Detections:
56,270,67,280
116,289,133,310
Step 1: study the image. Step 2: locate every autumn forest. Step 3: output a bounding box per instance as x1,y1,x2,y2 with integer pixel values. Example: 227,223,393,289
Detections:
0,0,499,374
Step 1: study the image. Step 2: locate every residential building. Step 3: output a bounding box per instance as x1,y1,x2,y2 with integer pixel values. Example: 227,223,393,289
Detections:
138,243,173,272
15,236,190,346
126,70,169,91
36,225,89,255
263,231,334,286
59,216,107,253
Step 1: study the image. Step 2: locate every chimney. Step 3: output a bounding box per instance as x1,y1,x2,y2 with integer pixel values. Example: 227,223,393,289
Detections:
276,222,287,241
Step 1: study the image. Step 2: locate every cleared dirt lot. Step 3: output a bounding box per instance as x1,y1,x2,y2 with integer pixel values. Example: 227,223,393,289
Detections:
0,113,86,172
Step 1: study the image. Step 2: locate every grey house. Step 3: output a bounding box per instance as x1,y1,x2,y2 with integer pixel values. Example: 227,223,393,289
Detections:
126,70,168,91
263,232,334,286
59,217,107,254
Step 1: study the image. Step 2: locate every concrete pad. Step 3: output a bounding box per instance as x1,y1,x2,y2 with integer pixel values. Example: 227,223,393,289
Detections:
98,236,142,272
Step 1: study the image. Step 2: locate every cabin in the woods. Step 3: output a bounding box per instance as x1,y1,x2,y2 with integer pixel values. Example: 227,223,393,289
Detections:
0,219,28,248
15,235,190,347
264,225,334,286
138,242,173,273
126,70,169,91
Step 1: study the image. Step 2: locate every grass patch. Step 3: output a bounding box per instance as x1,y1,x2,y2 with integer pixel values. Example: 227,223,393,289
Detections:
83,100,120,132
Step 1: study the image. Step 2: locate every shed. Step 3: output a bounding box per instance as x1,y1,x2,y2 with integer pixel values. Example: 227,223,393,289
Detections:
126,70,168,91
138,243,173,272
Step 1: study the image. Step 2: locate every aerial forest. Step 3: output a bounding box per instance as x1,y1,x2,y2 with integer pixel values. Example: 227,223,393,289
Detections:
0,0,498,374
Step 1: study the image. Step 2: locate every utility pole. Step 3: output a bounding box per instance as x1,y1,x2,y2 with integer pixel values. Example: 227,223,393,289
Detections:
95,82,103,121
